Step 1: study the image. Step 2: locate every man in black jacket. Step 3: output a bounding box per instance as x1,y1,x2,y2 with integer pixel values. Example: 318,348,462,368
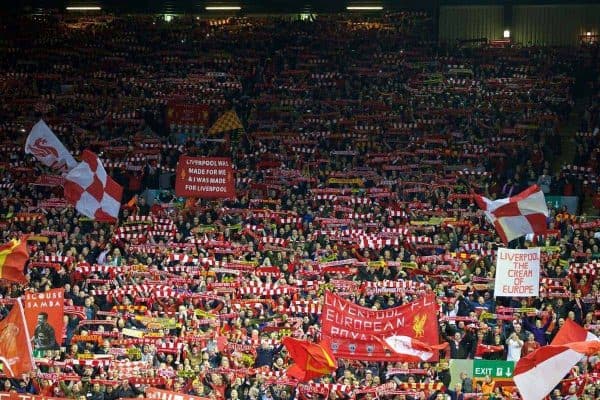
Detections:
32,312,58,351
86,383,105,400
254,341,284,367
116,381,139,399
443,328,474,359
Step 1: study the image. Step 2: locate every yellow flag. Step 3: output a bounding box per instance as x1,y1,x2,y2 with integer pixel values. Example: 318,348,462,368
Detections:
207,109,243,135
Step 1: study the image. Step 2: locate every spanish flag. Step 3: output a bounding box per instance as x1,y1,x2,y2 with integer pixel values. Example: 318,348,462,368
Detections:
282,336,337,382
0,238,29,283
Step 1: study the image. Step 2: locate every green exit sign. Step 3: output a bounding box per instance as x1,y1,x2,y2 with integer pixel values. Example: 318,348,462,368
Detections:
472,360,514,379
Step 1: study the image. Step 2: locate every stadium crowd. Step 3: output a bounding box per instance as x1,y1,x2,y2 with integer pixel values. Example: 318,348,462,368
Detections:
0,11,600,400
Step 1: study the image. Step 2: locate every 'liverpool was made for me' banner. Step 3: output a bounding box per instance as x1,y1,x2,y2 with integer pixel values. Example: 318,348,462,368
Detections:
175,156,235,199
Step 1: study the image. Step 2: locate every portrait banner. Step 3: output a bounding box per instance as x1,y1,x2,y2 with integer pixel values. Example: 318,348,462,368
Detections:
24,289,64,351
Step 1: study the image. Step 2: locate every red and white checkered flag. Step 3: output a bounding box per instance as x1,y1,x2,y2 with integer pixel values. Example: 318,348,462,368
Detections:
64,150,123,222
474,184,549,244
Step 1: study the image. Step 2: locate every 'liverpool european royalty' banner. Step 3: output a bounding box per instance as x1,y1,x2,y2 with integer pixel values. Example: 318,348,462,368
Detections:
494,247,540,297
322,292,439,361
175,156,235,199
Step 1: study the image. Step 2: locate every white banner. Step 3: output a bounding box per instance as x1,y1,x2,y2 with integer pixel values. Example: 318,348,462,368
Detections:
494,247,540,297
25,120,77,172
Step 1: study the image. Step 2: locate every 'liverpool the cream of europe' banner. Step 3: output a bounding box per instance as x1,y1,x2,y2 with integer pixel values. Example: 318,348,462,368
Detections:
494,248,540,297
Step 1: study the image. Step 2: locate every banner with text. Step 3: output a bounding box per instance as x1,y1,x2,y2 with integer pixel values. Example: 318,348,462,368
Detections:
175,156,235,199
33,175,65,187
472,359,514,380
146,387,210,400
322,292,439,361
166,103,210,128
0,394,66,400
24,289,64,351
494,247,540,297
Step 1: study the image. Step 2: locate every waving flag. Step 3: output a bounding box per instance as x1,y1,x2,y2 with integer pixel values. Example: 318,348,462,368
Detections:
25,120,77,172
551,319,598,345
513,320,600,400
0,299,35,377
282,337,337,382
207,109,244,135
64,150,123,222
379,336,448,362
474,185,549,244
0,238,29,283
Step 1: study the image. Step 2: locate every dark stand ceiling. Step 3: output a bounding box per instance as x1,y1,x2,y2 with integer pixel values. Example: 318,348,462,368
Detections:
3,0,598,15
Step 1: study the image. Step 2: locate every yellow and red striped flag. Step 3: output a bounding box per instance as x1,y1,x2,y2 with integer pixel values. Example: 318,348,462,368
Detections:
0,238,29,283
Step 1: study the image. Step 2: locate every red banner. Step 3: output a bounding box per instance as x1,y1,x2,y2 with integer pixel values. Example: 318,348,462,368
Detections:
166,103,210,127
24,289,64,351
39,198,68,209
322,292,439,361
175,156,235,199
0,394,65,400
33,175,65,187
146,387,210,400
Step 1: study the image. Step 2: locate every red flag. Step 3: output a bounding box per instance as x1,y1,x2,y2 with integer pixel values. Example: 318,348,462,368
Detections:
283,337,336,382
514,320,600,400
474,184,549,244
0,238,29,283
551,319,597,345
64,150,123,222
0,299,35,377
